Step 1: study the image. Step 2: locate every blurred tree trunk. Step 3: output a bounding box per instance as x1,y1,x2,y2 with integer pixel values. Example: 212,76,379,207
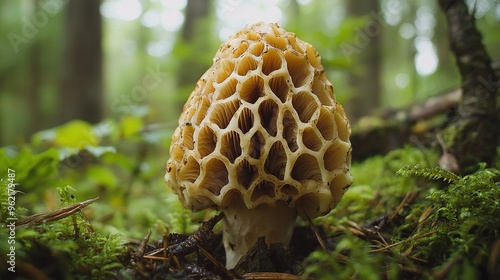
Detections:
173,0,212,117
135,0,152,88
434,5,460,88
58,0,102,125
345,0,381,122
181,0,211,42
27,35,42,136
288,0,300,16
177,0,212,88
26,0,42,137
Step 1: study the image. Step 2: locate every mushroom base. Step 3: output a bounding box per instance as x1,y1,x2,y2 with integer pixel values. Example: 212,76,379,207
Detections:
221,201,297,269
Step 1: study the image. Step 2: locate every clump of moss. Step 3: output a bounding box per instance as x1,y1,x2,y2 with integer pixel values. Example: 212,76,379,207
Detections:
304,146,500,279
303,233,387,280
0,186,126,279
408,164,500,272
304,147,437,278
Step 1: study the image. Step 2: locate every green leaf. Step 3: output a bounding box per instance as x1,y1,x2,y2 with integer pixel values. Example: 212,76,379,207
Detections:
119,115,144,138
55,120,99,148
85,146,116,158
0,147,59,191
87,166,117,189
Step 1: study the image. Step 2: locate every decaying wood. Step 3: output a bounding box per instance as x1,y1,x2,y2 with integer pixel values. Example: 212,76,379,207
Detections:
145,212,224,258
166,212,224,256
351,89,461,161
241,272,301,279
385,89,462,123
135,213,228,279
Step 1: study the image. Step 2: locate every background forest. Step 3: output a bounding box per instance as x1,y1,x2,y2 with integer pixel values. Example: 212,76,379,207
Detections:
1,0,500,279
2,0,500,143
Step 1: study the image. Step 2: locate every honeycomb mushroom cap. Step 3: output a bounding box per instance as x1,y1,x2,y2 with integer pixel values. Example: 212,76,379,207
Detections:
165,22,352,220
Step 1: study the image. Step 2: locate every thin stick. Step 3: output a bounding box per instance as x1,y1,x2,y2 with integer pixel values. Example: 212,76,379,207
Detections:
389,192,417,222
305,213,327,252
370,230,437,253
16,197,99,228
197,245,235,279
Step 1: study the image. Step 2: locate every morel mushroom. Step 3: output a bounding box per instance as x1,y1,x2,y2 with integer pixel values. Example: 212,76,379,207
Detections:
165,22,352,269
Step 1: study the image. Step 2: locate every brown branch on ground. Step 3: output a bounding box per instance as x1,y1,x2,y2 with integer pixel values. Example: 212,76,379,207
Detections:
351,89,461,161
130,213,228,279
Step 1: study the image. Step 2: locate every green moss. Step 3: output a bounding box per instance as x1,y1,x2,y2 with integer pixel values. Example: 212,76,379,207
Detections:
303,233,386,280
308,146,500,278
414,165,500,268
0,186,126,279
397,165,459,183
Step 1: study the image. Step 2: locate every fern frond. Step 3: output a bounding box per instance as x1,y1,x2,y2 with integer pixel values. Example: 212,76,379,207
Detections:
396,164,459,183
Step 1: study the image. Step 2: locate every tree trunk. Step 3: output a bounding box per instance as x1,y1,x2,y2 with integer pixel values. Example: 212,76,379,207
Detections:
345,0,381,122
58,0,102,124
26,0,42,137
173,0,212,118
27,36,42,136
181,0,211,42
177,0,212,88
437,0,499,172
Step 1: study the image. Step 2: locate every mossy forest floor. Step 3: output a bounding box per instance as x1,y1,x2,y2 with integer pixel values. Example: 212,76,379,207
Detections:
1,120,499,279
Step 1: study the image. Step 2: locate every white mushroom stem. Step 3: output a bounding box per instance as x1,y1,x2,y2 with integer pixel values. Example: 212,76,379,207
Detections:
221,200,297,269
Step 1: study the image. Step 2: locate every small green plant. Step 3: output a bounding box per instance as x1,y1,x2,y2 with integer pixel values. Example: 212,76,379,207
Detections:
305,147,499,279
0,116,169,278
398,163,500,274
303,233,386,280
396,165,459,183
1,185,126,279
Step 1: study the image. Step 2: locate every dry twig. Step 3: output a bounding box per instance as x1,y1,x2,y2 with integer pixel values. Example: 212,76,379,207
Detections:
16,197,99,228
